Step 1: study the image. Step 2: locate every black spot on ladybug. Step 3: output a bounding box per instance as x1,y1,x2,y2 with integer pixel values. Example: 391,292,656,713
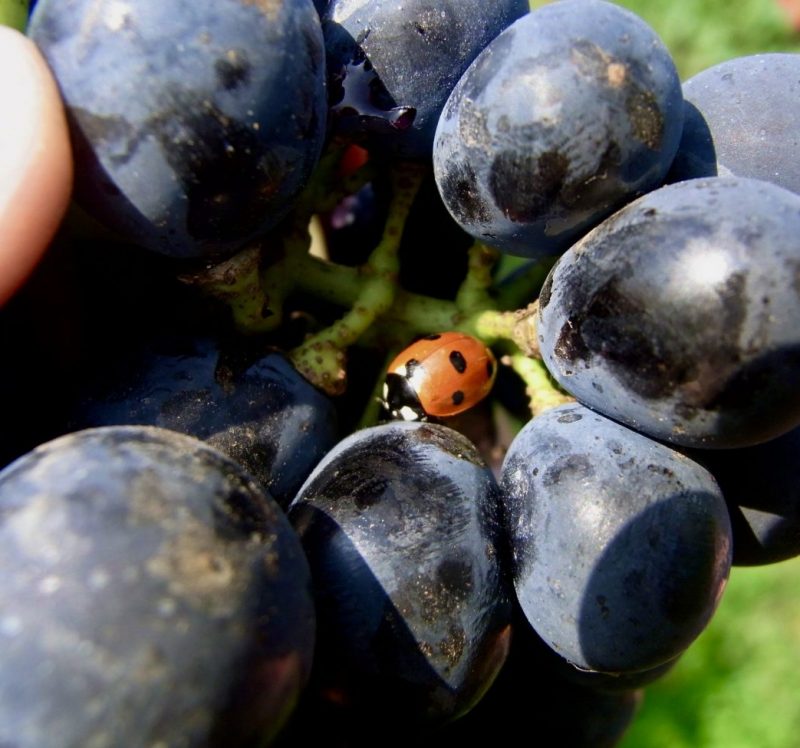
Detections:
486,360,495,378
449,350,467,374
423,333,442,341
404,358,421,377
452,390,465,406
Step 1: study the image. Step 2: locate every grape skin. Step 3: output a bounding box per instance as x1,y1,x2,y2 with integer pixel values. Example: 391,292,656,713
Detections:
500,403,732,674
323,0,528,159
433,0,683,259
538,176,800,449
0,426,315,747
28,0,328,259
67,340,339,508
429,611,643,748
288,421,511,728
668,53,800,196
690,425,800,566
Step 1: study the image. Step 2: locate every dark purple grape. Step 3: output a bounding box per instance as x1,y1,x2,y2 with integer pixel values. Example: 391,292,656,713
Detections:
433,0,683,258
67,337,338,508
323,0,528,159
689,426,800,565
509,606,680,693
430,610,642,747
398,174,474,299
537,176,800,449
0,228,220,470
0,426,315,747
323,179,390,266
288,421,511,729
29,0,327,258
668,53,800,195
500,403,732,674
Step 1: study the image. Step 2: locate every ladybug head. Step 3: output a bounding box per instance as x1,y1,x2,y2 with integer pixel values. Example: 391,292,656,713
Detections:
381,372,427,421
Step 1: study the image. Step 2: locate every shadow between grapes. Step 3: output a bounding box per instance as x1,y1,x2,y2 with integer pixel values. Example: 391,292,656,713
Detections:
667,101,718,183
284,503,511,744
576,494,730,674
701,344,800,448
421,605,641,748
691,425,800,565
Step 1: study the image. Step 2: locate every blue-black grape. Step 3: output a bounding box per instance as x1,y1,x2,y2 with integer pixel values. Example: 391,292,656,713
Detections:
433,0,683,259
67,337,338,508
510,606,680,693
668,53,800,195
0,426,315,747
689,426,800,566
500,403,732,674
1,226,223,468
322,0,528,159
323,180,389,266
433,610,643,748
398,174,474,300
537,176,800,449
28,0,327,259
287,421,511,729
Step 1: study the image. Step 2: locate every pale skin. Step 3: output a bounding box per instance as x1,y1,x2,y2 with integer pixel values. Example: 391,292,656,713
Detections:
0,25,72,306
777,0,800,29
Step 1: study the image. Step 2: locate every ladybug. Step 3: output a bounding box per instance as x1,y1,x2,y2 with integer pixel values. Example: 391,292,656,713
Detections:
382,332,497,421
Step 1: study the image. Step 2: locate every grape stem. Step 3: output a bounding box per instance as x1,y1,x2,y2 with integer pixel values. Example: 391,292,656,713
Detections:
506,354,574,417
184,142,566,416
474,301,541,357
289,161,426,394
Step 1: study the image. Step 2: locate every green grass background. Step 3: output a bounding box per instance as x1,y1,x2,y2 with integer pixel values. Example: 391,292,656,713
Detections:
618,559,800,748
528,2,800,746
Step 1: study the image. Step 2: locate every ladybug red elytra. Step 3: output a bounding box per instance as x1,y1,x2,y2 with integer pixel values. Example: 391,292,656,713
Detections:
381,332,497,421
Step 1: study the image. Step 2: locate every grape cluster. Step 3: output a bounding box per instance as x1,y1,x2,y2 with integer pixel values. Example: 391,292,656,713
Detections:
3,0,800,746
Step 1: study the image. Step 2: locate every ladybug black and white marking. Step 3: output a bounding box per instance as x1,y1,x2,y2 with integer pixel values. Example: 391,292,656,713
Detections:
382,332,497,421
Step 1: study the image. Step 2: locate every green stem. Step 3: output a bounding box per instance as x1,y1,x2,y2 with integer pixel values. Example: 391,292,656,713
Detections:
473,308,519,344
290,162,426,393
292,252,363,307
392,292,465,335
473,302,540,357
294,138,377,219
508,354,574,417
290,249,556,343
257,213,317,333
0,0,28,31
455,241,500,312
179,244,276,333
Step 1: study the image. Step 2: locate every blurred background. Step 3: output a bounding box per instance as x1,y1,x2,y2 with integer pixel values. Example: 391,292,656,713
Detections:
527,1,800,746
